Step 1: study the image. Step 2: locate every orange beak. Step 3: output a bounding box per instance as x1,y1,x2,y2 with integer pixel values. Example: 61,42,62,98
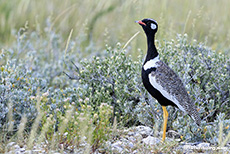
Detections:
135,20,146,26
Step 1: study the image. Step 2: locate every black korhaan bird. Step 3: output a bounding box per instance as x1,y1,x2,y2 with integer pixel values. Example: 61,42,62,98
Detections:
136,18,201,142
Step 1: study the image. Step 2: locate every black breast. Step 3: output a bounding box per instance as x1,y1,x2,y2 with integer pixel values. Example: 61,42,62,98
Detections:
141,67,177,107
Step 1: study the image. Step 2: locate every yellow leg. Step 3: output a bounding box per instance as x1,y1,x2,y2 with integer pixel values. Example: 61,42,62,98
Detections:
162,106,168,142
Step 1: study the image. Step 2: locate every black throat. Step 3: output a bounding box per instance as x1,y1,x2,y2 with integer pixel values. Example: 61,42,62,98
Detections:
144,33,159,64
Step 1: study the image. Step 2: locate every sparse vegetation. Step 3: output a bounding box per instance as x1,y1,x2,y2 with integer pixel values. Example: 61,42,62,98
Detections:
0,0,230,153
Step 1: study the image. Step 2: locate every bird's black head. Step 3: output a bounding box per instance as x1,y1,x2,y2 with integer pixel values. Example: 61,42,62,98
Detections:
136,18,158,36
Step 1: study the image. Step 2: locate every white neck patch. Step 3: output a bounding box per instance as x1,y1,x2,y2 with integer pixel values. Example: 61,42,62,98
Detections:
143,56,160,70
151,23,157,30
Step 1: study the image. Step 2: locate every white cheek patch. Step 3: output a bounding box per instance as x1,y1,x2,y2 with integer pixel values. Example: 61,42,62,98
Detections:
151,23,157,30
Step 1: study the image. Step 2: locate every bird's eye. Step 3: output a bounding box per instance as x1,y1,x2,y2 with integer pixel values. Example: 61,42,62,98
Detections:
150,23,157,30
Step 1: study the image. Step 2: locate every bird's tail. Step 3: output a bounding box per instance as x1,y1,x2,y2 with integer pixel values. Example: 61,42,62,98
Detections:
189,108,201,126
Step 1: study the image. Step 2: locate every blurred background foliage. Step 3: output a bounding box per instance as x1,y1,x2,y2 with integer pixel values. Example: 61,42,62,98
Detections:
0,0,230,152
0,0,230,55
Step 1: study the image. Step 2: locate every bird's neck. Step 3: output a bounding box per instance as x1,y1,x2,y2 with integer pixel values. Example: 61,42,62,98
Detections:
145,34,159,63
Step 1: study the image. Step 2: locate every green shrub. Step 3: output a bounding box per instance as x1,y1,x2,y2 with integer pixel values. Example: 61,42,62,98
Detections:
0,50,48,129
73,44,145,126
0,23,229,150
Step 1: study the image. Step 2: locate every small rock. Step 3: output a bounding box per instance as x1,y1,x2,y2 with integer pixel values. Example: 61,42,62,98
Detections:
15,151,21,154
19,148,25,152
127,131,135,136
128,142,134,148
13,145,20,150
128,136,136,142
135,126,153,137
134,133,143,141
197,142,210,148
7,142,16,147
142,136,161,146
112,141,124,153
25,150,33,154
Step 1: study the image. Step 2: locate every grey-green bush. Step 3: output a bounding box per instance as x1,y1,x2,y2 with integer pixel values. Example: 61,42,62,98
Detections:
0,23,229,147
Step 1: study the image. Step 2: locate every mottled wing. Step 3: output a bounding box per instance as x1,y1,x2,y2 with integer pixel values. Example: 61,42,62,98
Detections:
149,60,201,125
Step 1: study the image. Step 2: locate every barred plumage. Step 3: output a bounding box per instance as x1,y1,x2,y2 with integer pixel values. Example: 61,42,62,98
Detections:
149,60,201,125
